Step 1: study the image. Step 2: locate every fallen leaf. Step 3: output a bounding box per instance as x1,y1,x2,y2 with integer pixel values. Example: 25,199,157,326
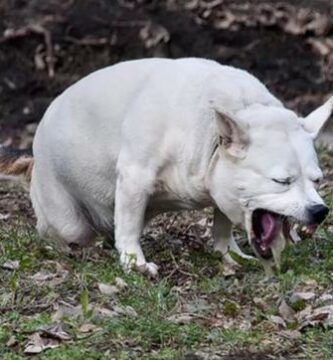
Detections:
222,262,238,277
269,315,287,328
52,303,83,321
0,213,10,220
167,313,193,324
139,22,169,48
113,305,138,317
30,272,53,281
304,279,318,287
318,294,333,304
2,260,19,270
95,307,117,318
296,305,313,322
6,335,17,347
115,277,128,289
38,323,71,341
279,330,302,340
29,270,68,285
290,292,316,304
79,323,97,333
298,305,333,330
98,283,119,296
94,305,138,319
307,38,331,56
239,319,252,331
24,333,59,354
279,300,295,322
253,297,268,311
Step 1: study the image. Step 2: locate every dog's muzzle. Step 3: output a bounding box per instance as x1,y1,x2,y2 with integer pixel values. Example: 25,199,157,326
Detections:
249,204,329,261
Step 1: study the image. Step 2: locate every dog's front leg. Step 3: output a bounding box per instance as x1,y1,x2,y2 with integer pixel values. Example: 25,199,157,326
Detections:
114,169,158,277
213,209,254,264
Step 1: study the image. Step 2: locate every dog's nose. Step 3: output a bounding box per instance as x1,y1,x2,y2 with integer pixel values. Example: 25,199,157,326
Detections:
307,204,329,224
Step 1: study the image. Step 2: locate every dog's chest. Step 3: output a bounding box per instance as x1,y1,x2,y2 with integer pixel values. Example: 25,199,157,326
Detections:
148,169,212,213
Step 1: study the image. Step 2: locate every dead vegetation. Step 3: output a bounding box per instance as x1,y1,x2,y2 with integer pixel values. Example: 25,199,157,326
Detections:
1,0,333,359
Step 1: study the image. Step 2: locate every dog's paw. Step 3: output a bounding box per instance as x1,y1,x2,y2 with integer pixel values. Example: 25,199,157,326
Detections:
120,253,159,278
136,262,159,278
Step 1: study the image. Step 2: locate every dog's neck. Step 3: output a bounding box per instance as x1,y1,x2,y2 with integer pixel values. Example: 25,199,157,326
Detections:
204,140,245,225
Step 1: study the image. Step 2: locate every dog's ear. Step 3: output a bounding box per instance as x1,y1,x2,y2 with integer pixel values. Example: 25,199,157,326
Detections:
301,95,333,138
215,111,249,159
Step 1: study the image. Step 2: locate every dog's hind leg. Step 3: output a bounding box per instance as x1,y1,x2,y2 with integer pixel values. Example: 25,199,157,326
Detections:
30,174,96,251
213,209,254,263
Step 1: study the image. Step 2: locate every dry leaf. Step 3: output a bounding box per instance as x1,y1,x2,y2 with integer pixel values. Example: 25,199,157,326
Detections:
279,300,295,322
38,323,71,341
290,292,316,304
94,305,137,320
30,271,54,282
52,303,83,321
6,335,17,347
296,305,313,322
29,270,68,285
253,297,268,311
96,307,117,318
24,333,59,354
298,305,333,330
307,38,331,56
279,330,302,340
222,262,238,277
2,260,19,270
167,313,193,324
269,315,287,328
79,323,97,333
98,283,119,296
213,11,236,30
139,22,169,48
115,277,128,289
113,305,138,317
318,294,333,304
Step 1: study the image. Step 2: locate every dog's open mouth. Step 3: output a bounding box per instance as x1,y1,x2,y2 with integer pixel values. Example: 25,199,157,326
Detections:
252,209,290,259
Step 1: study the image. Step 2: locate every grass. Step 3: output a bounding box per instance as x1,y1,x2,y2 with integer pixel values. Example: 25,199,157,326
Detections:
1,149,333,359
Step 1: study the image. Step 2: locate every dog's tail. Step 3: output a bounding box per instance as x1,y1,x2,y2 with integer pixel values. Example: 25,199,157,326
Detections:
0,146,34,182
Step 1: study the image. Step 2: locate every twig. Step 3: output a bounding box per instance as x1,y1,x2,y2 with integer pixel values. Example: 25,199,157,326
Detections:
65,36,109,46
0,24,55,78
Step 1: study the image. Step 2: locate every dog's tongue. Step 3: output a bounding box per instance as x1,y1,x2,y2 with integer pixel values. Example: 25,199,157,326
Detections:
261,212,276,242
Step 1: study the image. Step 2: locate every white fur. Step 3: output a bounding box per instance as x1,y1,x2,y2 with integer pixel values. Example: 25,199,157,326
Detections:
30,58,331,276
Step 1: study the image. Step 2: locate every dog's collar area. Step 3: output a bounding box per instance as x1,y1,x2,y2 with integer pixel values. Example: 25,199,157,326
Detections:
211,142,219,159
219,135,232,148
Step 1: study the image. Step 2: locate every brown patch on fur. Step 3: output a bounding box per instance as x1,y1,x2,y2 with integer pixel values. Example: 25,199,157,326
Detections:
0,147,34,183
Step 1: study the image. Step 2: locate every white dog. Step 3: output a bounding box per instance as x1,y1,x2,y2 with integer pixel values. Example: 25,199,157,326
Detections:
2,58,331,276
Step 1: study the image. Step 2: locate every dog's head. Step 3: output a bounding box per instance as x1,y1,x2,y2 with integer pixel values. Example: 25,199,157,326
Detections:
208,96,332,264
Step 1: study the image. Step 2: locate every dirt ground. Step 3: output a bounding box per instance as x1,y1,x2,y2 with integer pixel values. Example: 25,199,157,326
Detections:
2,2,333,359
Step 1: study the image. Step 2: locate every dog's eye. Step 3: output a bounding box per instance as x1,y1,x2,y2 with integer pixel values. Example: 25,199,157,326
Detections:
272,178,292,185
313,178,322,185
